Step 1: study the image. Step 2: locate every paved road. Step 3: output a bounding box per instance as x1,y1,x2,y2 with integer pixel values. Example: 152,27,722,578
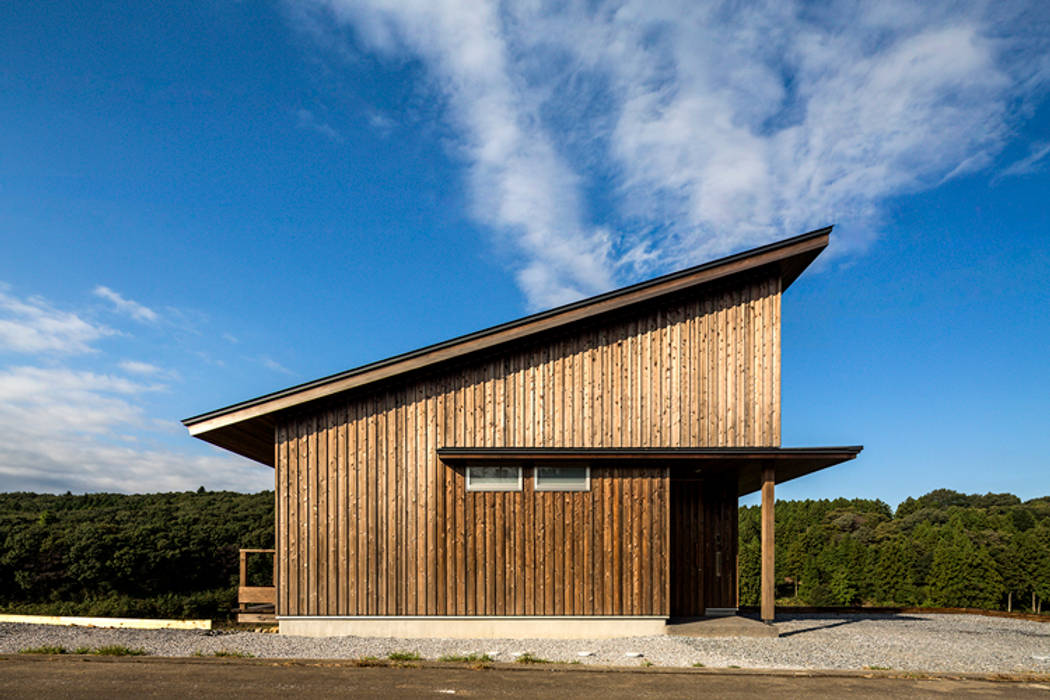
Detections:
2,656,1048,699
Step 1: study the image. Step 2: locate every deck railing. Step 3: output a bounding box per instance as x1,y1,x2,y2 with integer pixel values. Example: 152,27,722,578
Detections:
237,548,275,623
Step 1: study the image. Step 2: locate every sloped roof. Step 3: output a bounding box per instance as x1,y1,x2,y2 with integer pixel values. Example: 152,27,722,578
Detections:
183,226,832,465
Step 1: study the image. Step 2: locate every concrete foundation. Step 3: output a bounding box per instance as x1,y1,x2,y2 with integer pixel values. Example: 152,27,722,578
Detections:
666,615,779,638
279,616,668,639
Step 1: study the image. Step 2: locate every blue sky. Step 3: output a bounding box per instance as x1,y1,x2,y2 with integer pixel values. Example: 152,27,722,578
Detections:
0,1,1047,506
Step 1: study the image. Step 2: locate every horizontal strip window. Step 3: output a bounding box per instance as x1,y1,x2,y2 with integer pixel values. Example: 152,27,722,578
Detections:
466,466,522,492
534,465,590,492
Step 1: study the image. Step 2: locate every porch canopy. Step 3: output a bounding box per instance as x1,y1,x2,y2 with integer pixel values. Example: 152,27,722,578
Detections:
440,445,862,623
436,446,862,496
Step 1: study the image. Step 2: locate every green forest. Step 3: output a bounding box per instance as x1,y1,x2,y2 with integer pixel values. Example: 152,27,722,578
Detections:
1,488,1048,620
0,490,273,619
739,489,1050,612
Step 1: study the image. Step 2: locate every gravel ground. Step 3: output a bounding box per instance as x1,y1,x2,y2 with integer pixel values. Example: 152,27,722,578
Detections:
1,613,1049,673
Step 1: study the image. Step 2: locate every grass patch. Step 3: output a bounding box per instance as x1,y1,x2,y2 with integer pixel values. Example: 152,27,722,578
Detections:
439,653,493,663
2,588,236,622
864,665,892,671
727,664,741,669
93,645,148,657
387,651,422,661
352,656,387,667
43,645,149,656
514,652,552,665
641,660,653,667
212,650,254,658
19,645,67,655
692,662,705,668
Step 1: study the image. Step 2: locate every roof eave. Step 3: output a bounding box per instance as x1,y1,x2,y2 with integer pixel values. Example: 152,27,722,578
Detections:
184,227,832,460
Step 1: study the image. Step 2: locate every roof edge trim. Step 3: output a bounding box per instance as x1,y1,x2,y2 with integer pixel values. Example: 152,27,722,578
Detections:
184,226,832,434
437,446,863,460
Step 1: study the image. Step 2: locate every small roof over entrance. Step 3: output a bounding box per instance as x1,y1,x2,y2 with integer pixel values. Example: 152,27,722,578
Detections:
436,446,863,497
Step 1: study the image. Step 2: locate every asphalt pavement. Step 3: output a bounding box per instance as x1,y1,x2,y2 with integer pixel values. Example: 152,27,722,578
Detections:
1,655,1049,699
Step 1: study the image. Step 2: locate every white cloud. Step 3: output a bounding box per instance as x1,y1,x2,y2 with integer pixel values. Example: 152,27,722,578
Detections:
0,438,271,494
0,364,269,493
296,107,345,142
295,0,1050,307
1000,141,1050,178
93,285,159,323
366,109,396,136
0,286,110,354
0,366,161,436
118,360,171,377
260,356,296,376
303,0,616,309
0,288,270,493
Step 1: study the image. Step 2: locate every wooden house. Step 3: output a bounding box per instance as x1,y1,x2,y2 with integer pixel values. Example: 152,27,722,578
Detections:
183,227,861,638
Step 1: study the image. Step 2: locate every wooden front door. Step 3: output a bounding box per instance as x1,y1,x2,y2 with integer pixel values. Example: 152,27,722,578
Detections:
701,476,738,611
669,474,739,617
669,476,704,618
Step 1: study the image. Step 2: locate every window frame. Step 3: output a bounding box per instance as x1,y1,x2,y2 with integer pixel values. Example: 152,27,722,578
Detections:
465,465,523,492
533,464,591,492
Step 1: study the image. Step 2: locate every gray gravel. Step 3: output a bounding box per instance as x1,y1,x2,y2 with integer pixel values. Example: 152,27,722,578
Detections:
1,613,1049,673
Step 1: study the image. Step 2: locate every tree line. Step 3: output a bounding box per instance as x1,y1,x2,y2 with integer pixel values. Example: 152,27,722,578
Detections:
0,490,273,619
0,488,1047,619
739,489,1050,612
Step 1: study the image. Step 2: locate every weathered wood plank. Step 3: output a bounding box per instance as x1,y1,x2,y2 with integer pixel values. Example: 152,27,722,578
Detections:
273,274,780,619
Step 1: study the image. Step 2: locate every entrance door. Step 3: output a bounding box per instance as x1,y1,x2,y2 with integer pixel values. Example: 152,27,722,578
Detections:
669,474,739,618
701,476,738,611
669,476,704,618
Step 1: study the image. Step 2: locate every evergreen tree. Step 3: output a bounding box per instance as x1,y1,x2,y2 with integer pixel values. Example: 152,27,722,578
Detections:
872,539,909,604
927,527,1003,608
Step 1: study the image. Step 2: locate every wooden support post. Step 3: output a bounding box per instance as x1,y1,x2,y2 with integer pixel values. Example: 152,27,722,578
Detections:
239,550,248,614
761,465,775,622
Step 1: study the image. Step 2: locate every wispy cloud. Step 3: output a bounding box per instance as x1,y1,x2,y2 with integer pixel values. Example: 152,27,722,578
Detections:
295,0,1050,308
0,286,269,494
0,436,269,494
118,359,177,379
366,109,396,137
299,0,616,309
296,107,345,142
0,359,268,494
93,285,159,323
260,356,296,376
1000,141,1050,178
0,285,110,354
0,365,160,436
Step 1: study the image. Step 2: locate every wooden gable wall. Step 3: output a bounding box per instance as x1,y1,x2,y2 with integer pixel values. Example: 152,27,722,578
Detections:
274,272,781,616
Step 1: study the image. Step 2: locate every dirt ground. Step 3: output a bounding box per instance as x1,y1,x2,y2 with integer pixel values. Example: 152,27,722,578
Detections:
2,655,1049,699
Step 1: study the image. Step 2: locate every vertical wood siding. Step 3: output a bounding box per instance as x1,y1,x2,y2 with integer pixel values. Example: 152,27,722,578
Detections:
275,274,780,616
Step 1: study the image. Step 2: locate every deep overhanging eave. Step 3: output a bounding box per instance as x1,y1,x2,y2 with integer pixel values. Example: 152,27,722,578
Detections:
183,226,833,464
437,446,864,497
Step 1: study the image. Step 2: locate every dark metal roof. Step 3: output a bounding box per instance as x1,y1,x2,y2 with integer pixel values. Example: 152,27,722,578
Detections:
182,226,834,465
183,226,831,429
